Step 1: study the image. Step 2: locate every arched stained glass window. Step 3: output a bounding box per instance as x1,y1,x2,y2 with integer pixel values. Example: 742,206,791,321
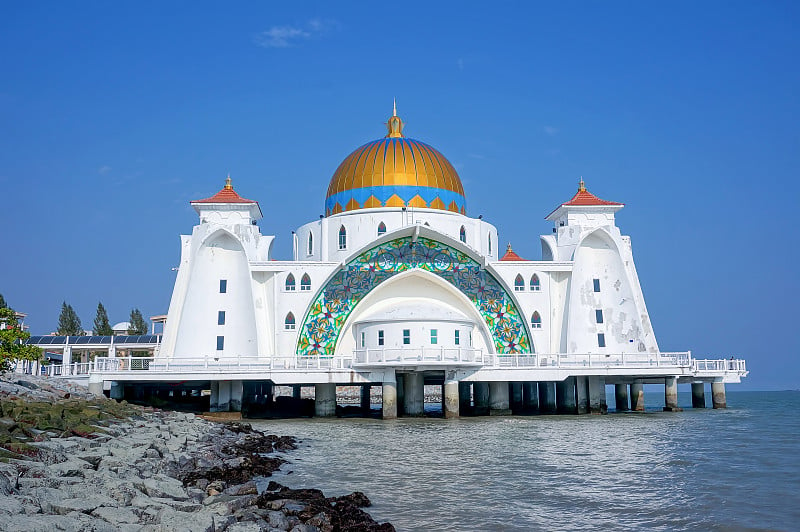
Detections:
530,274,540,291
285,273,296,291
307,233,313,255
300,273,311,291
285,312,296,330
459,226,466,243
514,274,524,291
377,222,386,236
338,225,347,250
531,311,542,329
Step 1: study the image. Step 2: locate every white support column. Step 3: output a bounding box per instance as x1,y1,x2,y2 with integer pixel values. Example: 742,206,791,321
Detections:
403,373,424,416
443,376,459,419
711,381,727,409
489,381,510,415
664,376,681,411
315,383,337,417
588,377,607,414
382,370,397,420
230,380,244,412
630,380,645,411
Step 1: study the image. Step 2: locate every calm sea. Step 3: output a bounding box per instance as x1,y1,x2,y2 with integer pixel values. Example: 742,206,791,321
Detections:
254,391,800,531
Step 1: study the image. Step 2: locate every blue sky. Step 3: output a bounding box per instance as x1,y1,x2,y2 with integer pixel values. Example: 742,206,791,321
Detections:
1,2,797,390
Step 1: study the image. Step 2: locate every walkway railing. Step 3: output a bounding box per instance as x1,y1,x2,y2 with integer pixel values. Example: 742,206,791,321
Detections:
692,358,747,373
353,347,484,365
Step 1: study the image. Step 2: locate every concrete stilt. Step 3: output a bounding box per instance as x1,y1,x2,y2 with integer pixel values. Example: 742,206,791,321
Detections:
473,382,490,415
396,374,405,416
663,376,682,411
576,377,589,414
489,381,511,415
211,381,232,412
557,377,578,414
539,382,557,414
458,382,472,414
360,385,371,412
630,380,645,412
109,382,124,400
443,379,460,419
691,382,706,408
314,383,337,417
510,382,523,413
522,382,538,413
588,377,607,414
382,372,397,420
88,381,104,397
404,373,424,416
230,380,244,412
615,383,629,412
711,382,727,409
293,385,302,400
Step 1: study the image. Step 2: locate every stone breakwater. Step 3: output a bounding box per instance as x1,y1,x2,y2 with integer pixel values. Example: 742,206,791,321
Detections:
0,374,394,531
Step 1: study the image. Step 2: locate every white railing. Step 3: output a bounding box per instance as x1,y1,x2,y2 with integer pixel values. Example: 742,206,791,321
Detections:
40,351,747,377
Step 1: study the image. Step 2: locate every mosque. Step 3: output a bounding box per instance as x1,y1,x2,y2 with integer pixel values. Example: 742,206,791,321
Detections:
87,106,747,417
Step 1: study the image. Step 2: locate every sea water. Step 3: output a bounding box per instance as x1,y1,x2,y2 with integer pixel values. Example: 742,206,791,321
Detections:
254,391,800,531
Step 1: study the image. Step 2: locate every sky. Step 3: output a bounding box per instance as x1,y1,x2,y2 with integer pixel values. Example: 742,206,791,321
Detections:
1,1,798,390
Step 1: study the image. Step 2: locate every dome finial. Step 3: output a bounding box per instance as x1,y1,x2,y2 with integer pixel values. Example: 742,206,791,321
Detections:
507,242,513,253
578,176,586,192
225,174,232,190
385,101,404,138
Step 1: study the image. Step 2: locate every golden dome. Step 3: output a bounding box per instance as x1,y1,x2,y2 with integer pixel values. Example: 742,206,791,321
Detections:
325,107,466,216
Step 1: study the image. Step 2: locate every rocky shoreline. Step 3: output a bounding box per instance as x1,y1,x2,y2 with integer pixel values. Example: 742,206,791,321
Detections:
0,373,394,531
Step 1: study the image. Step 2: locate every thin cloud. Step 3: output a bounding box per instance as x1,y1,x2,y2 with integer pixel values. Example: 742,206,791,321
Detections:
457,58,465,70
254,19,338,48
98,165,112,175
543,126,558,137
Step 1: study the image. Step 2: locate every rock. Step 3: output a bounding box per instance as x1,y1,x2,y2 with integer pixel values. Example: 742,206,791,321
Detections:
138,475,189,500
91,505,140,525
267,509,290,529
157,508,216,532
49,495,116,515
223,480,258,496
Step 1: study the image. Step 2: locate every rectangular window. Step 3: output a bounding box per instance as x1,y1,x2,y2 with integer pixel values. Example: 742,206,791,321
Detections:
218,311,226,325
219,279,227,293
216,335,224,350
361,331,365,348
595,309,603,324
593,278,600,292
454,330,460,345
403,329,411,345
430,329,438,345
597,333,606,348
378,330,384,346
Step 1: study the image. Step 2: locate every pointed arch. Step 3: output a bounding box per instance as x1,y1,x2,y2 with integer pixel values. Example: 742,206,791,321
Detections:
285,312,296,330
377,222,387,236
531,311,542,329
459,225,466,243
530,273,540,291
301,273,311,291
488,232,492,254
514,274,525,291
338,225,347,250
307,232,313,255
285,273,296,291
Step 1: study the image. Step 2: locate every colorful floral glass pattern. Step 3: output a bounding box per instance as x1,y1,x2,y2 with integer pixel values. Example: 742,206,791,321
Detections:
296,237,531,357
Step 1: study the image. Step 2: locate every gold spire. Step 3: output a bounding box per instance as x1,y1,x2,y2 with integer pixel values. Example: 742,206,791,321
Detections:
386,100,404,138
578,177,586,192
506,242,513,253
225,174,233,190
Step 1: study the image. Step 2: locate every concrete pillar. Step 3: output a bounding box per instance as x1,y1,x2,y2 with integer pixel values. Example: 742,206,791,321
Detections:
489,381,511,415
691,382,706,408
396,374,405,416
522,382,538,413
211,381,232,412
109,382,124,400
443,379,460,419
615,383,629,412
360,385,371,412
458,382,472,414
630,380,645,412
575,377,589,414
315,383,337,417
382,371,397,419
88,381,104,397
539,382,557,414
557,377,578,414
403,373,424,416
473,382,490,415
588,377,607,414
711,382,727,409
230,380,244,412
509,382,523,413
293,385,302,400
664,376,681,411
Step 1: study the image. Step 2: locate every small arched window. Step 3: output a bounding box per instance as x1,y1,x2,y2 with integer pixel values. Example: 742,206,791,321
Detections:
307,233,313,255
531,311,542,329
285,273,296,291
300,273,311,291
459,226,466,243
377,222,386,236
514,274,524,291
338,225,347,250
530,274,540,291
285,312,295,330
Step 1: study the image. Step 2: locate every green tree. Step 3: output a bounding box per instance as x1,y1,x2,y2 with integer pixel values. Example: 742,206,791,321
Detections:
0,293,7,309
128,308,147,335
93,302,113,335
57,301,84,336
0,307,41,372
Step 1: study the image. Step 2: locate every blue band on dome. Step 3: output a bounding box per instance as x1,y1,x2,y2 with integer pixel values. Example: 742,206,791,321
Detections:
325,185,466,213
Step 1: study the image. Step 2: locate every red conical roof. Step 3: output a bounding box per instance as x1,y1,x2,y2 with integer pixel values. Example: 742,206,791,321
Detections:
500,243,525,261
192,177,257,204
561,179,622,207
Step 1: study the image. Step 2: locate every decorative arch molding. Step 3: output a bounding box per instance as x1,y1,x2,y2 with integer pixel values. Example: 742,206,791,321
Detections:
296,236,531,356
